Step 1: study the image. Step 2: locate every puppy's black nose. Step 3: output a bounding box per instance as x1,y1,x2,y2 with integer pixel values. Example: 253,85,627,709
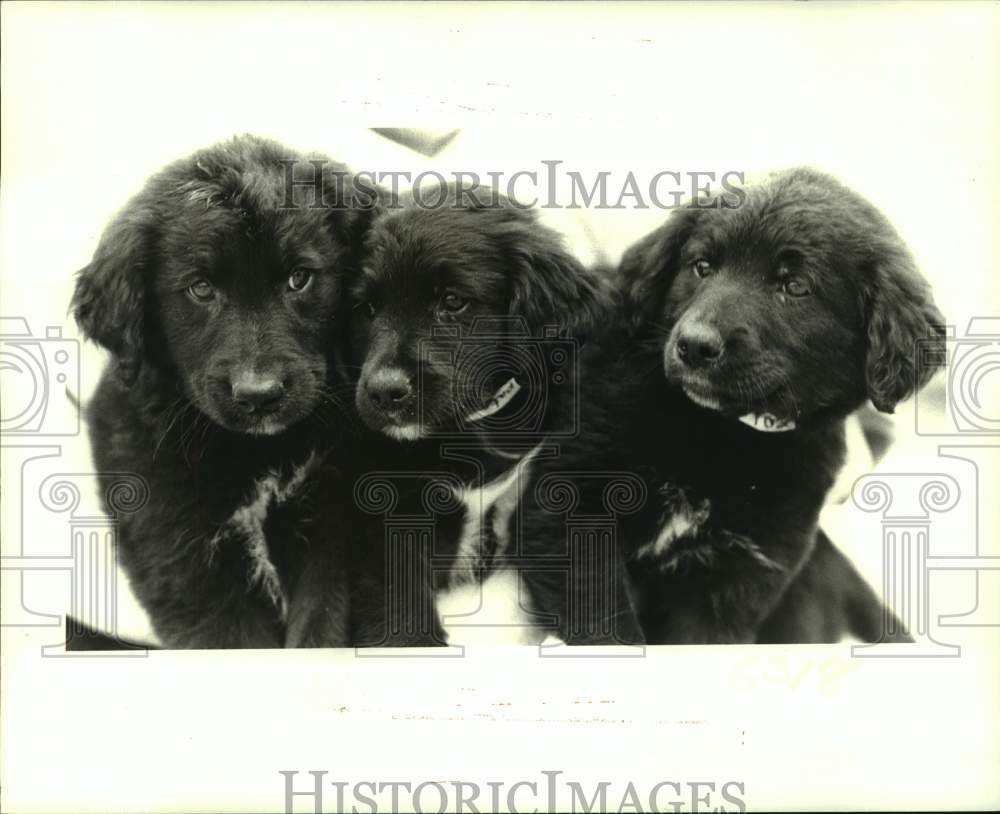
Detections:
677,324,725,368
232,373,285,414
367,370,415,412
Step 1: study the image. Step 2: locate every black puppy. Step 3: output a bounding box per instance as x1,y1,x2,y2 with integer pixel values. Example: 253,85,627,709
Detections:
73,135,375,648
341,188,632,646
756,529,902,643
520,168,943,643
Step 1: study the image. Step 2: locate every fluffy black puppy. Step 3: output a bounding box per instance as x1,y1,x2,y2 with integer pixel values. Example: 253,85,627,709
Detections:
520,168,944,643
73,135,375,648
341,188,632,646
350,192,608,442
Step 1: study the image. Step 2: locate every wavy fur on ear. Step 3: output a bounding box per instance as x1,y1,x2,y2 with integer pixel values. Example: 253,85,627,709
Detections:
477,205,613,339
72,201,156,383
865,247,946,413
618,207,702,333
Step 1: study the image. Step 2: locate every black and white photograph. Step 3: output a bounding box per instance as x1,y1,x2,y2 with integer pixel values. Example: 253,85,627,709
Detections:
1,2,998,812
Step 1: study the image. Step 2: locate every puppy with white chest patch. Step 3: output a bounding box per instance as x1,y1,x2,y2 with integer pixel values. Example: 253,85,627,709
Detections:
520,168,945,643
341,187,640,646
74,135,376,648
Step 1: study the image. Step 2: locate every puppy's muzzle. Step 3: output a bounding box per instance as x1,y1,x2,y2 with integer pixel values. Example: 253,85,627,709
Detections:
676,321,725,369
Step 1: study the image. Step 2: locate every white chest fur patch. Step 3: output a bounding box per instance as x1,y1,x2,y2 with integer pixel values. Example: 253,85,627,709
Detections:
634,482,712,561
446,445,542,587
209,452,320,620
436,445,551,643
436,570,550,645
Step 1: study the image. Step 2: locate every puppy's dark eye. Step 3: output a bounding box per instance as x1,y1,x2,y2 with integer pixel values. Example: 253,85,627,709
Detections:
692,259,712,278
288,269,313,292
355,301,376,319
440,292,468,313
783,278,811,297
187,280,215,303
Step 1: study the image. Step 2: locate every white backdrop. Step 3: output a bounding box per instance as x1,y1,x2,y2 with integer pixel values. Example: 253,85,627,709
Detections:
2,3,998,813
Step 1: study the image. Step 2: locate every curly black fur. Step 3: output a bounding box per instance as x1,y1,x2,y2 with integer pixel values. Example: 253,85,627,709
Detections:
520,168,944,643
339,188,626,646
73,135,376,648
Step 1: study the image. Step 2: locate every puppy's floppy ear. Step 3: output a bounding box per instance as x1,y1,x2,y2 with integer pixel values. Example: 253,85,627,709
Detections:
318,163,388,271
501,210,613,339
618,206,700,333
72,202,157,383
864,246,946,413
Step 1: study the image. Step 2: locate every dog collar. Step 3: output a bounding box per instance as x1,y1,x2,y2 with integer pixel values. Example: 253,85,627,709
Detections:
738,412,796,433
466,377,522,423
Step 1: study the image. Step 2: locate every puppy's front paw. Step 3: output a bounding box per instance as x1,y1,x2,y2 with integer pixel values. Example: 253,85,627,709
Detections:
285,597,349,648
